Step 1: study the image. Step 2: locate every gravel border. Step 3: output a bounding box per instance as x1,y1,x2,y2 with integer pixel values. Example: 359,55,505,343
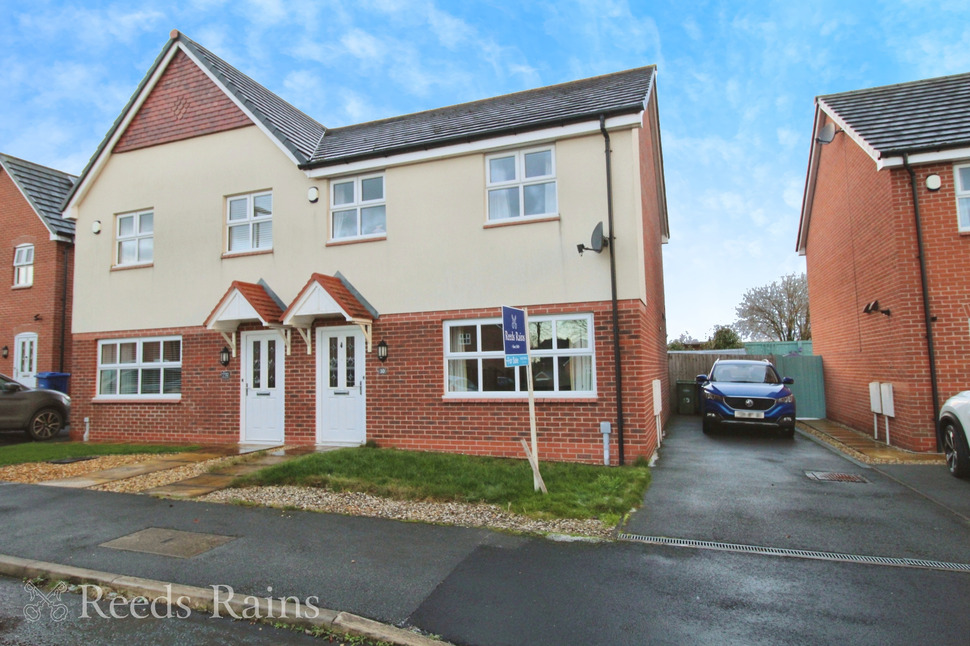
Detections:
199,485,616,540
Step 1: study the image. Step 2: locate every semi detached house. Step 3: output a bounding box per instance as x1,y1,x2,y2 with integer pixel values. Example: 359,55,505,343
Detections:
63,31,670,464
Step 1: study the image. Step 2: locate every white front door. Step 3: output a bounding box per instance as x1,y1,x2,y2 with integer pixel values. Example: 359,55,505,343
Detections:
317,327,366,445
241,331,285,444
13,333,38,388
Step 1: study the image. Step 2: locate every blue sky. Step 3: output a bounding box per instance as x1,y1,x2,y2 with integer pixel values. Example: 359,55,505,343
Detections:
3,0,970,340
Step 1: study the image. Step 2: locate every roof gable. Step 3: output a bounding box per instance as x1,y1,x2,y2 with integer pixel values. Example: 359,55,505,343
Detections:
818,71,970,163
0,154,76,240
114,49,253,153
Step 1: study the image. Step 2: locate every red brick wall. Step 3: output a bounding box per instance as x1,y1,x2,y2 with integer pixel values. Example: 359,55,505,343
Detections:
114,50,252,153
806,116,968,452
638,95,671,428
70,300,663,464
0,168,73,384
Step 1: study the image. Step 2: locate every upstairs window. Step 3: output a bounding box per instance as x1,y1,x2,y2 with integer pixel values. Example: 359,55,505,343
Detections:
956,164,970,232
116,210,153,266
227,191,273,253
486,147,557,221
13,244,33,287
330,174,386,241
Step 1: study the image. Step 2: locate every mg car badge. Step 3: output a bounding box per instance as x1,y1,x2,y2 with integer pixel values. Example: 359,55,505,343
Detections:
745,399,754,408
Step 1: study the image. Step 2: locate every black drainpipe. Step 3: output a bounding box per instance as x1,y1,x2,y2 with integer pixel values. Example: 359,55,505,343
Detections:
600,115,625,465
903,154,941,450
59,243,69,372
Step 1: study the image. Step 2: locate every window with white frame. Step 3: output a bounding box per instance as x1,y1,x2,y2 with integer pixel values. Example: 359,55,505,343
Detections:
444,314,594,397
13,244,33,286
330,174,386,240
227,191,273,253
97,337,182,398
956,164,970,231
116,210,153,266
486,147,557,221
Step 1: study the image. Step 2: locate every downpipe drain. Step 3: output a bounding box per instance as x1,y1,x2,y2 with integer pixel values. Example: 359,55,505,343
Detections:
618,533,970,574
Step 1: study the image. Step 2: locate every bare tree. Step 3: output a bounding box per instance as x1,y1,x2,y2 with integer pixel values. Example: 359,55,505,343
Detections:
734,273,810,341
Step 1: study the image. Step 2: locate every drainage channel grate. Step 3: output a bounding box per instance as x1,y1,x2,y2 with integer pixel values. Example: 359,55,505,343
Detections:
805,471,869,483
618,534,970,573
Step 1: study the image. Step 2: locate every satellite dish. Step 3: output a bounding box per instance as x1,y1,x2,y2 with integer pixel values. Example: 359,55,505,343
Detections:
816,122,836,144
590,221,609,253
576,221,610,256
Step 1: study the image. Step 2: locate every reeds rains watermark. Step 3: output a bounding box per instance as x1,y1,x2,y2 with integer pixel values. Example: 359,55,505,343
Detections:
23,581,325,622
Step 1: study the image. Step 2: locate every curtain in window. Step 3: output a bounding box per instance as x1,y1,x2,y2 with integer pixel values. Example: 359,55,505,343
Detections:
570,356,592,391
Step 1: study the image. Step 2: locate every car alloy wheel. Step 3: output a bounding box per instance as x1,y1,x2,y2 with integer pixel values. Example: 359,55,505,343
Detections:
942,419,970,478
27,408,63,441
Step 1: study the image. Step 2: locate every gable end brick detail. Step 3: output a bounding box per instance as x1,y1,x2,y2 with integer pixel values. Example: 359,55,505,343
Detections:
115,50,253,153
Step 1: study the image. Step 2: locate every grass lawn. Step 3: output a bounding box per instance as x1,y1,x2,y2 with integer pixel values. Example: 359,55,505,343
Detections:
0,442,198,467
235,447,650,524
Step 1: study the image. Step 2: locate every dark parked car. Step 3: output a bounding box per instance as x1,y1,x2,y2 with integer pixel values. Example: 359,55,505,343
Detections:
696,359,796,437
0,374,70,441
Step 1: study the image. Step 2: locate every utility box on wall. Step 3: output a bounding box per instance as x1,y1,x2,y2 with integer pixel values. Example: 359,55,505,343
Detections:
869,382,882,414
879,383,895,417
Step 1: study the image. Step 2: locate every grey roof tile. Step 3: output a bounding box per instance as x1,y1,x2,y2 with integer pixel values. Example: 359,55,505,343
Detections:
820,72,970,156
310,66,655,167
179,35,325,164
0,154,77,238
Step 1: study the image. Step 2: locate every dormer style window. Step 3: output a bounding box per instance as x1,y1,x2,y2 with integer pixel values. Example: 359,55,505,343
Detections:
486,146,557,222
330,174,386,242
227,191,273,253
13,244,33,287
116,210,153,266
956,164,970,232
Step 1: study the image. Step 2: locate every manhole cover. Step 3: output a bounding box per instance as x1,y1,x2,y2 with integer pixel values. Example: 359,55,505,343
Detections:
47,457,97,464
101,528,235,558
805,471,869,483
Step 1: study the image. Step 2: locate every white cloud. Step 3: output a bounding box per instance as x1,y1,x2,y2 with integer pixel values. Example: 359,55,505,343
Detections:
341,29,388,65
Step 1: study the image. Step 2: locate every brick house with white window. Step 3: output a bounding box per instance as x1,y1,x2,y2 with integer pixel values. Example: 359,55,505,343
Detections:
0,154,76,388
798,72,970,453
62,30,670,464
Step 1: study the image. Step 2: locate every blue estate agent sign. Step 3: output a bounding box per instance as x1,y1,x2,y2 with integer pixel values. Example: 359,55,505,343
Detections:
502,306,529,367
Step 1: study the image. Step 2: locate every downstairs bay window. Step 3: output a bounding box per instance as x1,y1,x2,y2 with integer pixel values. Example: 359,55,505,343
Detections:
444,314,594,397
97,337,182,399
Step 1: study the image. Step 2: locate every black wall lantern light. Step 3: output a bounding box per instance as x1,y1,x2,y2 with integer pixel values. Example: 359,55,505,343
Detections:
219,346,231,367
1,346,7,359
376,339,388,363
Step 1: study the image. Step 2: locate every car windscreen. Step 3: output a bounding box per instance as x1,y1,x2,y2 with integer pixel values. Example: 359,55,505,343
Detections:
711,363,781,384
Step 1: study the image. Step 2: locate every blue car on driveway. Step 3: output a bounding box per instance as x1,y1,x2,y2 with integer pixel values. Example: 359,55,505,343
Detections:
696,359,796,438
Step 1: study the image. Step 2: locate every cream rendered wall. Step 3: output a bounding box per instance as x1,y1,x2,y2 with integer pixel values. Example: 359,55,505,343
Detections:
73,123,647,334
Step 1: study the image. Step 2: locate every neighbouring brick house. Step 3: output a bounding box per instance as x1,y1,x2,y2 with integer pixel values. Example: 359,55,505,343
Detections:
62,30,670,464
0,154,76,389
797,72,970,452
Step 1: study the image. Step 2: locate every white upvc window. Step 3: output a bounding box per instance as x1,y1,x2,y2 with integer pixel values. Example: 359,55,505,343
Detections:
116,210,153,266
13,244,33,286
956,164,970,232
330,174,386,241
227,191,273,253
486,146,557,221
444,313,594,398
97,336,182,399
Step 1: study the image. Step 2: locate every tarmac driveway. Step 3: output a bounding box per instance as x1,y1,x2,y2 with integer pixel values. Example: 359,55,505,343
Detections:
624,416,970,565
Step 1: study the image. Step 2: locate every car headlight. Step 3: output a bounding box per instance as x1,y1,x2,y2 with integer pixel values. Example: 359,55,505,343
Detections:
705,392,725,403
777,394,795,404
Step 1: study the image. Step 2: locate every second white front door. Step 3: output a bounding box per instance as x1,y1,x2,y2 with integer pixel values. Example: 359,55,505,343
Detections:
13,333,38,388
241,331,285,444
317,327,366,445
